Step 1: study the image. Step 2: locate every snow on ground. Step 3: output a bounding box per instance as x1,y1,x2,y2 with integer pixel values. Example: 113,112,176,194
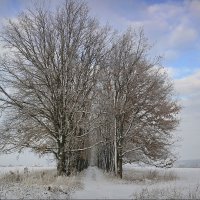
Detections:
0,166,79,199
72,166,142,199
72,165,200,199
0,183,69,199
0,166,55,175
1,165,200,199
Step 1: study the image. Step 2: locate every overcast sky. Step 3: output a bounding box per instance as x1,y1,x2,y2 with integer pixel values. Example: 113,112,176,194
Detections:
0,0,200,166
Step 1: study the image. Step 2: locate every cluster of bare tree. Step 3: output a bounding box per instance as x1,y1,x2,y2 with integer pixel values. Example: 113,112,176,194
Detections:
95,30,180,177
0,0,180,177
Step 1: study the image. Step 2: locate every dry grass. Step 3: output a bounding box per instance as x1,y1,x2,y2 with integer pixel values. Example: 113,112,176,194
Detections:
145,169,177,181
122,168,178,183
103,168,178,185
133,184,200,199
0,168,83,193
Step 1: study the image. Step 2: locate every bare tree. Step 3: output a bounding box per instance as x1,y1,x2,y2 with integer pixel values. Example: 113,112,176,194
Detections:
96,29,180,178
0,0,111,175
0,0,180,178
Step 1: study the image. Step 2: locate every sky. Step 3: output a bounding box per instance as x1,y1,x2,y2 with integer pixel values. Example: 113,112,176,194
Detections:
0,0,200,165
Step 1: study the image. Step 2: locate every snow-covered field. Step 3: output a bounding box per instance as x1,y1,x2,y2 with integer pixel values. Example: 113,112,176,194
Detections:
0,166,55,175
0,166,81,199
1,165,200,199
72,165,200,199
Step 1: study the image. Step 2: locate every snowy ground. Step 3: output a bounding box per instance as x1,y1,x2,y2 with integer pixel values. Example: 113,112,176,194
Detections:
72,165,200,199
0,166,81,199
1,165,200,199
72,166,142,199
0,166,55,175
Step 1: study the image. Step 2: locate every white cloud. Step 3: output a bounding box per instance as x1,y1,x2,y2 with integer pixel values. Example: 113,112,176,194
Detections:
173,70,200,159
175,98,200,160
164,50,179,61
126,0,200,64
175,70,200,96
169,25,198,49
147,3,183,20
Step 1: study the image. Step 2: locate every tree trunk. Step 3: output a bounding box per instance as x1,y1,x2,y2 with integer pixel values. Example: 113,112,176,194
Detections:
57,137,67,176
114,90,118,176
66,152,71,176
117,124,123,179
114,125,118,175
57,151,67,176
118,148,123,179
